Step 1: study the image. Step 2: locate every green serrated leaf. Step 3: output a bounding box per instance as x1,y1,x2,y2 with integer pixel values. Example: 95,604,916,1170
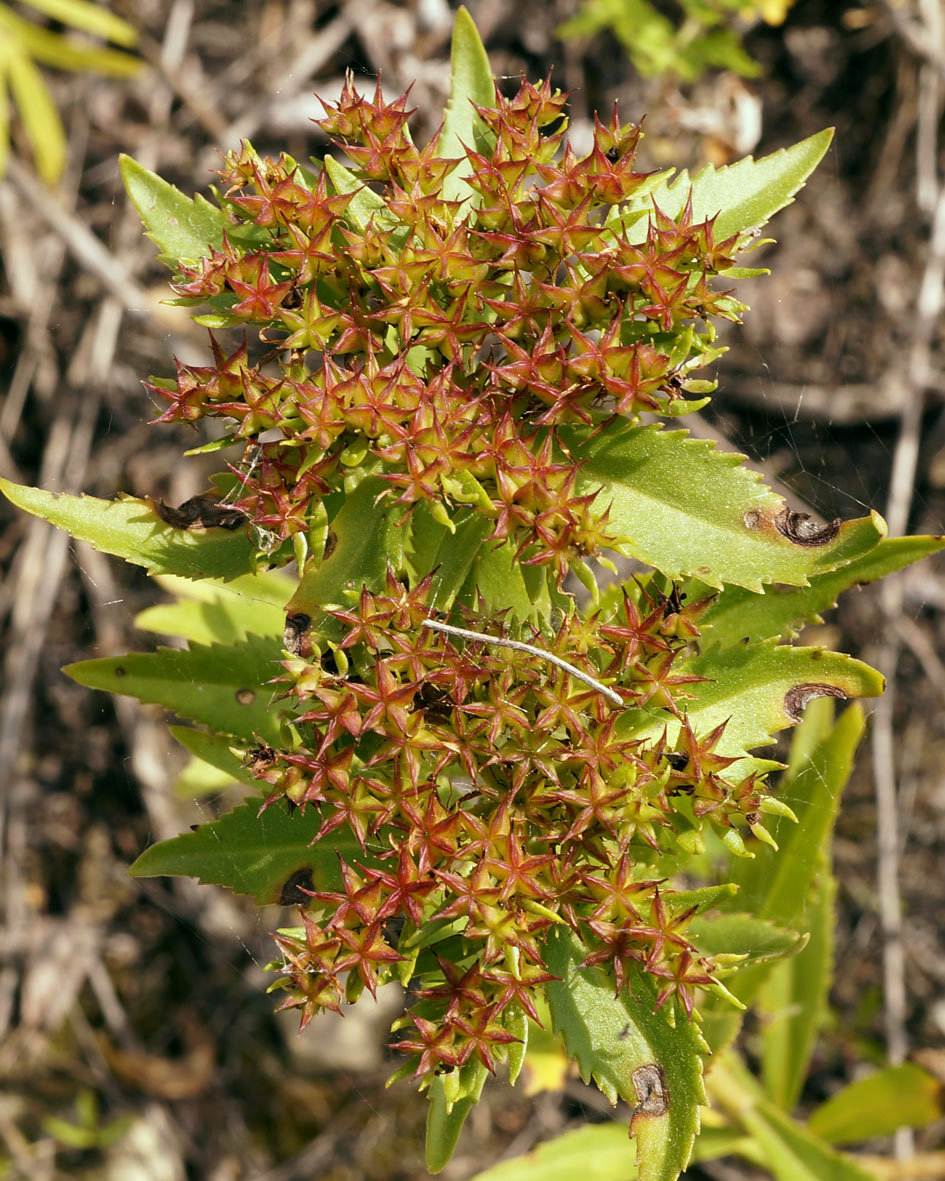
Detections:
0,480,256,582
701,535,945,645
403,503,493,611
156,568,294,609
440,5,495,205
544,928,705,1181
135,598,258,646
425,1058,489,1174
569,423,885,592
129,797,378,904
807,1062,945,1146
64,634,286,745
623,641,880,760
462,537,553,625
663,883,738,916
688,913,804,970
470,1123,637,1181
120,153,227,269
626,129,833,244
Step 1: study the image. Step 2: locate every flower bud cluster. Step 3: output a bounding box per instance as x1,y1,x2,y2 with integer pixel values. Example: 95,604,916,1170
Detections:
151,75,742,577
262,573,771,1078
149,73,767,1083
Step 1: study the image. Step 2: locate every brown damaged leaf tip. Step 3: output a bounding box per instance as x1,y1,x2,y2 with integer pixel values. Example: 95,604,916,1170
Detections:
783,682,847,723
743,507,842,547
775,507,840,547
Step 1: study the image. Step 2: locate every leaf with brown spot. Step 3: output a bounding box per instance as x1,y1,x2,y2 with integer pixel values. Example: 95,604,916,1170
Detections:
65,635,286,745
569,424,885,592
545,927,706,1181
621,640,883,758
0,479,256,583
150,495,245,531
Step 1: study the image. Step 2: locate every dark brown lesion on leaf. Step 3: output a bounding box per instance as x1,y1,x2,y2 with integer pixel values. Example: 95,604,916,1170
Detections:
743,506,841,548
631,1063,669,1117
150,494,245,531
278,866,314,906
284,612,312,657
784,682,847,723
323,529,338,560
775,507,840,547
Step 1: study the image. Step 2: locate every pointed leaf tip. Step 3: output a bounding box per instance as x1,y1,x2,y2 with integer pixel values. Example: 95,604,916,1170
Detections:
441,4,495,204
120,153,226,269
626,128,835,246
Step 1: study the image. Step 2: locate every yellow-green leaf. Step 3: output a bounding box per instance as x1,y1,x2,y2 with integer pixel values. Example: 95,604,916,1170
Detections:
426,1059,489,1174
6,39,65,183
0,8,139,76
120,153,227,269
625,129,834,244
623,642,881,759
807,1063,945,1146
470,1124,636,1181
700,535,945,645
23,0,138,48
440,5,495,204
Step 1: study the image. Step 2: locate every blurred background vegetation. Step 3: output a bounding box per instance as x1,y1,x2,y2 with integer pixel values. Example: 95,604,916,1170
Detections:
2,2,945,1178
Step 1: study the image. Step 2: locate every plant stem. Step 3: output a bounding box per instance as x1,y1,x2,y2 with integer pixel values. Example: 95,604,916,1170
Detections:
420,619,624,708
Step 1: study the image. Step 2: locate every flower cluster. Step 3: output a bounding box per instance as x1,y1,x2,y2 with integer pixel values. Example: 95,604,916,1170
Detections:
259,573,786,1079
147,72,776,1084
150,75,742,578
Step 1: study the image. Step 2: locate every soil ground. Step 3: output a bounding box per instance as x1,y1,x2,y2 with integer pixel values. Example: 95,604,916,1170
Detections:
2,2,945,1178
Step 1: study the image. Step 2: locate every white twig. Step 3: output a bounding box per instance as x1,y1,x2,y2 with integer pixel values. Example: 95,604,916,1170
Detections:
420,619,624,708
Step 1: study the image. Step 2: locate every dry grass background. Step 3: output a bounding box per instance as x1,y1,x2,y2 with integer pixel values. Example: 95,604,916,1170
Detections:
2,1,945,1178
